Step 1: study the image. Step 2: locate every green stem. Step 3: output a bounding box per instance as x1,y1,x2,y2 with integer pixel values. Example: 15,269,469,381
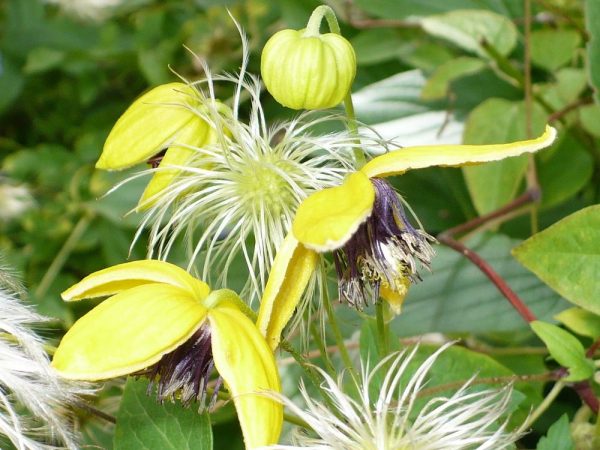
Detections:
305,5,340,36
481,40,559,120
376,301,389,356
321,267,356,378
344,93,367,169
279,339,323,392
522,381,565,429
310,318,336,376
284,412,311,429
34,212,93,300
279,338,340,413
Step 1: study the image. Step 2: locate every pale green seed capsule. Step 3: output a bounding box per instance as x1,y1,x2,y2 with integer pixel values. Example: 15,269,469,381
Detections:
261,29,356,110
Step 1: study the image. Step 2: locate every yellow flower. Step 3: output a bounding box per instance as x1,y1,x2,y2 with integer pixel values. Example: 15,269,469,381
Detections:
96,82,219,208
51,260,282,449
257,126,558,350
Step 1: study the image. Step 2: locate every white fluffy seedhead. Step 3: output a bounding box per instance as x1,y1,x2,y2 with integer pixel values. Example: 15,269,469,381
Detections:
264,344,522,450
0,281,90,449
118,28,389,305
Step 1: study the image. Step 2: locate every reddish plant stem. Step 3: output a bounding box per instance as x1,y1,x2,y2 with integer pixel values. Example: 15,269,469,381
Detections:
441,190,539,239
548,97,594,123
572,381,600,414
586,338,600,358
438,192,600,414
437,234,537,323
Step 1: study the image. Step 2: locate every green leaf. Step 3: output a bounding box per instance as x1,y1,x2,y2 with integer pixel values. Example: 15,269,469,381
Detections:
351,29,405,66
23,47,66,74
530,29,581,72
387,233,567,335
513,206,600,315
555,307,600,339
114,378,213,450
586,0,600,103
579,104,600,137
420,10,518,58
353,70,464,146
536,131,593,208
0,56,24,114
353,0,521,20
537,414,575,450
530,321,594,381
421,56,486,100
462,98,547,215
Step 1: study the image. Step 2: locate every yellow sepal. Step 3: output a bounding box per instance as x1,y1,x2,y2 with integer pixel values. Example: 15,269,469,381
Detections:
97,83,201,170
361,125,557,178
61,260,209,302
380,279,410,315
292,171,375,252
138,119,217,209
52,283,208,380
209,302,283,449
257,233,318,350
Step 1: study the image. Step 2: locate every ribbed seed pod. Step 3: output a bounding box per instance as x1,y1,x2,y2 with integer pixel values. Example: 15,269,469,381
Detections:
261,29,356,110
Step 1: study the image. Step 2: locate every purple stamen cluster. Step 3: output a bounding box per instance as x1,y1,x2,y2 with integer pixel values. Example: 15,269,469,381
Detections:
333,178,435,309
143,325,221,408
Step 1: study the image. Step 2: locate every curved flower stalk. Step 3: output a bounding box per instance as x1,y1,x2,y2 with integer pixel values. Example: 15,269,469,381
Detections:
263,345,522,450
258,126,557,350
96,31,386,305
51,260,282,450
0,280,88,449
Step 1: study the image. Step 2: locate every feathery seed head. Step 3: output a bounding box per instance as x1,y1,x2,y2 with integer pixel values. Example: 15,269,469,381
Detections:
0,279,89,449
264,345,522,450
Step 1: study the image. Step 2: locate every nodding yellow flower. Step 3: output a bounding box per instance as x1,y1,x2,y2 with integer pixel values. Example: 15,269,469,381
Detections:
96,82,219,208
51,260,282,450
258,126,558,350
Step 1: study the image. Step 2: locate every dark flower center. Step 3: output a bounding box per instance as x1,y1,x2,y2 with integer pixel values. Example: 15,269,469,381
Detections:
141,324,221,408
333,178,435,309
147,149,168,169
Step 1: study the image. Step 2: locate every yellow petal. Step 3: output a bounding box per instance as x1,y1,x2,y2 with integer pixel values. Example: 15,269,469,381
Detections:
97,83,200,170
257,233,319,350
361,125,557,178
380,279,410,315
137,118,216,209
52,283,207,380
209,302,282,449
61,260,209,302
292,171,375,252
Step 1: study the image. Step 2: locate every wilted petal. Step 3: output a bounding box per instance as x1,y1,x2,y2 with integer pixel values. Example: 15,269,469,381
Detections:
96,82,201,169
53,283,208,380
361,125,557,178
292,171,375,252
61,259,210,301
257,233,319,350
209,302,282,449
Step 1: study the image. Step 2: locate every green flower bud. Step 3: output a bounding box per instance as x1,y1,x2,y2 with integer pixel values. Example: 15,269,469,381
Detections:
261,28,356,110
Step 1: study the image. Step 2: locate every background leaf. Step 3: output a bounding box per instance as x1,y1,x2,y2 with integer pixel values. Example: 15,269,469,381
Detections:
353,0,522,20
114,378,213,450
462,98,547,215
530,321,594,381
383,233,568,335
536,414,575,450
586,0,600,103
420,10,518,58
513,205,600,315
555,307,600,339
530,29,581,72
